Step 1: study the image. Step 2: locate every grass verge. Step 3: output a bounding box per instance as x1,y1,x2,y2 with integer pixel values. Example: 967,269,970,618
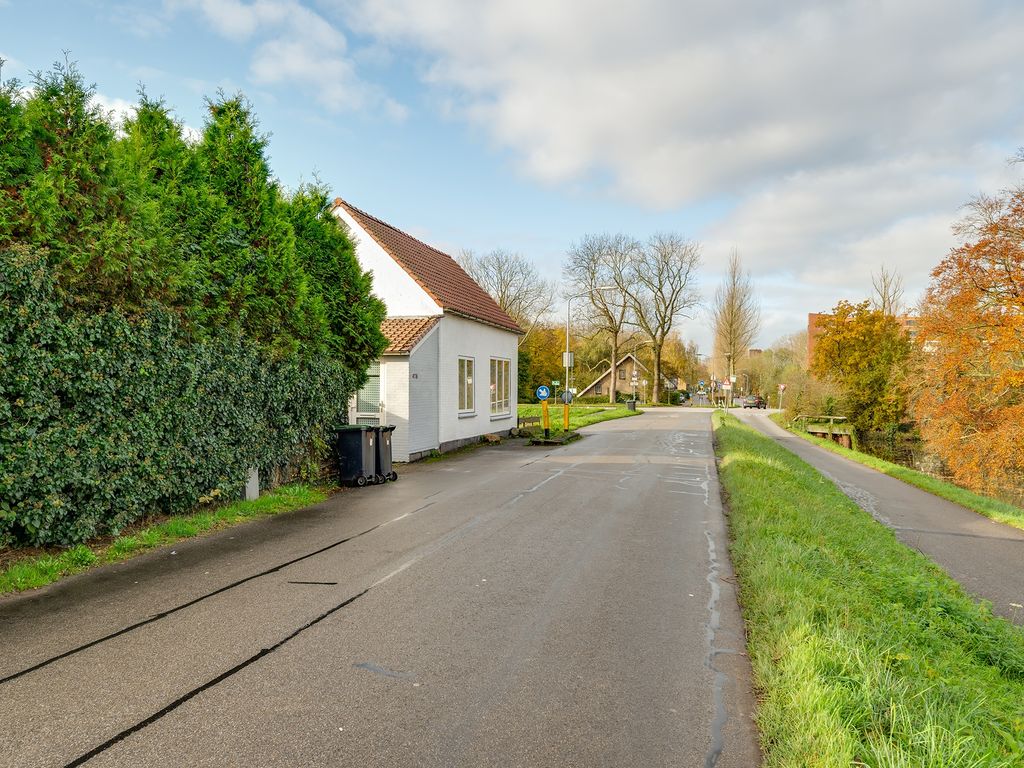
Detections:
0,484,328,596
769,412,1024,532
516,403,640,437
713,410,1024,767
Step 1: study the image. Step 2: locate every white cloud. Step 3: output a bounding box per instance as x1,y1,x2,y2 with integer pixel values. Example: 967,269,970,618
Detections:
0,51,25,82
339,0,1024,344
340,0,1024,204
91,93,137,132
167,0,405,117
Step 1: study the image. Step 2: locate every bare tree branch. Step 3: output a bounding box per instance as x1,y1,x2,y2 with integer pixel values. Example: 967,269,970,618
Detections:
618,233,701,402
871,265,905,316
457,248,557,344
563,234,637,402
711,251,760,400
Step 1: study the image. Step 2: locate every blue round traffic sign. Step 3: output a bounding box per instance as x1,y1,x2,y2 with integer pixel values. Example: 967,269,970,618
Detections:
699,379,705,387
536,385,550,400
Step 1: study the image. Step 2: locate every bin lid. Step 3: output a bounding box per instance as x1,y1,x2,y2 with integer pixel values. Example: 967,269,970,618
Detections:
333,424,371,432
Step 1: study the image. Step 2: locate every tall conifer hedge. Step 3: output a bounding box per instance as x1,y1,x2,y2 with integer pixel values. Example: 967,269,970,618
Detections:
0,60,387,546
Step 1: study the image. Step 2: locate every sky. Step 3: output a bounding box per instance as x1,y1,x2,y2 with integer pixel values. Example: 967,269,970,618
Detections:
3,0,1023,353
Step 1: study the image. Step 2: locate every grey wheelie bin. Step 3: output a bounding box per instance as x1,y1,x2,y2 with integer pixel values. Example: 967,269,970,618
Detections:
331,425,377,487
374,425,398,482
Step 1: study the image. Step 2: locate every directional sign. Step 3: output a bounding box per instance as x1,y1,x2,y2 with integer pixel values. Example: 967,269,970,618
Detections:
779,383,787,393
552,380,560,386
535,385,551,400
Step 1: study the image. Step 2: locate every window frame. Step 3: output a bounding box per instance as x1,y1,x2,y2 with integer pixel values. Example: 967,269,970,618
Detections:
489,357,511,417
458,356,475,414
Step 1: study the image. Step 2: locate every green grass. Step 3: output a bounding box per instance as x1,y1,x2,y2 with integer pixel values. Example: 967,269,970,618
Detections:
713,411,1024,767
0,484,328,595
769,413,1024,533
516,403,641,436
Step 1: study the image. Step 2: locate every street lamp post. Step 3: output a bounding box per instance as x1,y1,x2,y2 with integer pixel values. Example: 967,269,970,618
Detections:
565,287,615,401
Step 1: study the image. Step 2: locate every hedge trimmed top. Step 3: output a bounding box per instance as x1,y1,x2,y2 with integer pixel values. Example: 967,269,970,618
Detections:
0,58,387,367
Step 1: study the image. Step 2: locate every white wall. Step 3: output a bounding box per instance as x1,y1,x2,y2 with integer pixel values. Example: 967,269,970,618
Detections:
437,314,518,445
381,357,410,462
333,207,443,318
407,324,440,458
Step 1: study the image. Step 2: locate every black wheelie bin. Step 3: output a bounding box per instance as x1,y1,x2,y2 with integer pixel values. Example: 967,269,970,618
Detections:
332,425,377,487
374,425,398,482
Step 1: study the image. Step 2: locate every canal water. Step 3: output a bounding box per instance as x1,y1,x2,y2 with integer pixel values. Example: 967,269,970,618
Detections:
857,434,1024,507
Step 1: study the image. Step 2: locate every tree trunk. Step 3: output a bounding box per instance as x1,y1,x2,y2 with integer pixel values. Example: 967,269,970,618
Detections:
609,331,618,404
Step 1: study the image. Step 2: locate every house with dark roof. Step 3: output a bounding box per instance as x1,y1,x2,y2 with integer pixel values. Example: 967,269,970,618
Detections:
332,199,522,461
576,353,678,401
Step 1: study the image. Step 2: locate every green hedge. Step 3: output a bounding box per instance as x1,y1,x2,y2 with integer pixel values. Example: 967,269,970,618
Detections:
1,248,355,546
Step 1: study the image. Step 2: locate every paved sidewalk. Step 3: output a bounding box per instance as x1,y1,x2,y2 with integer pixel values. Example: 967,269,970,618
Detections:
736,410,1024,624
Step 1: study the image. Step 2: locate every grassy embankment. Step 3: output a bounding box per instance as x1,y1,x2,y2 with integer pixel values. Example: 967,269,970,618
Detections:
0,484,328,596
769,413,1024,532
516,403,640,437
714,411,1024,767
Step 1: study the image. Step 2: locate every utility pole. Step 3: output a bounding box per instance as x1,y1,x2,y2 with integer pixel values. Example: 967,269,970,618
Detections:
725,351,734,408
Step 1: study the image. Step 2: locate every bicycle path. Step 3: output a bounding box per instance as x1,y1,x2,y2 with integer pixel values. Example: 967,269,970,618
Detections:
735,410,1024,624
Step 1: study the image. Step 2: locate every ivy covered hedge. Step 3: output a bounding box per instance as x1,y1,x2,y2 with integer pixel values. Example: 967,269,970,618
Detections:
1,248,355,546
0,60,388,547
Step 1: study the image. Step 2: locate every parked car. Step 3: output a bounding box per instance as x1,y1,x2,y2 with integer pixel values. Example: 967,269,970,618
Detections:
742,394,766,409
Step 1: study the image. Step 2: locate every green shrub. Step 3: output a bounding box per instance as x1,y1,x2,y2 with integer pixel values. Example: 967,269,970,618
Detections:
0,247,355,546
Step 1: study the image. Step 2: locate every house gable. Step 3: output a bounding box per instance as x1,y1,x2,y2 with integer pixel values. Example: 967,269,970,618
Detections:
334,204,442,317
332,198,521,334
577,353,650,398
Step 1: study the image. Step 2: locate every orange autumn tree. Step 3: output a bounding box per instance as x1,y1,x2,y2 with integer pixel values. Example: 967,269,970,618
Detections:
913,182,1024,498
810,300,910,435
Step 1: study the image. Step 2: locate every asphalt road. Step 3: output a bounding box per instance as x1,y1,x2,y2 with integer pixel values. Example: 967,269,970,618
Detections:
0,409,760,768
735,409,1024,624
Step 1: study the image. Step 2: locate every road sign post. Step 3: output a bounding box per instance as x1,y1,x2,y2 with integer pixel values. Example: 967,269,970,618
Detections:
536,385,551,438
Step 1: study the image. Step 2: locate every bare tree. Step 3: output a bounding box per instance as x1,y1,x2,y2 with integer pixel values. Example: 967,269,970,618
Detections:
711,251,760,402
871,265,905,316
564,234,638,403
457,249,556,343
616,233,701,403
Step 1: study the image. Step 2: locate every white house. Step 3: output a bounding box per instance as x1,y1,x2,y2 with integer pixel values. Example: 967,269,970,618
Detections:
332,198,522,461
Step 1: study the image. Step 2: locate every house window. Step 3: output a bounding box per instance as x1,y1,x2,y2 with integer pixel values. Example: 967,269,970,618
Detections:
595,383,603,395
458,357,475,413
618,368,626,380
490,358,510,415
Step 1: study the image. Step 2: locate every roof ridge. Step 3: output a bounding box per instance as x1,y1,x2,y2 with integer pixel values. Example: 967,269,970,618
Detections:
333,197,458,265
332,197,522,335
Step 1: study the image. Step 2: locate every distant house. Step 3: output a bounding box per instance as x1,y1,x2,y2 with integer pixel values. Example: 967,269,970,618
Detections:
576,353,677,399
332,199,522,461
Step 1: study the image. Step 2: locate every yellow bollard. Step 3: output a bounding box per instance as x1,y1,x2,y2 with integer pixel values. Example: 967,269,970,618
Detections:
563,402,569,431
541,399,550,438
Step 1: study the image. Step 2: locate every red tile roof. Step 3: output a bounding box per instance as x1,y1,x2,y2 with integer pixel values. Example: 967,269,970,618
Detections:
333,198,523,334
380,316,440,354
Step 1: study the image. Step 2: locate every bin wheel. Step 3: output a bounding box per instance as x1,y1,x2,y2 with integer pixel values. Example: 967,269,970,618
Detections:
389,471,398,482
375,474,386,485
355,475,367,487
